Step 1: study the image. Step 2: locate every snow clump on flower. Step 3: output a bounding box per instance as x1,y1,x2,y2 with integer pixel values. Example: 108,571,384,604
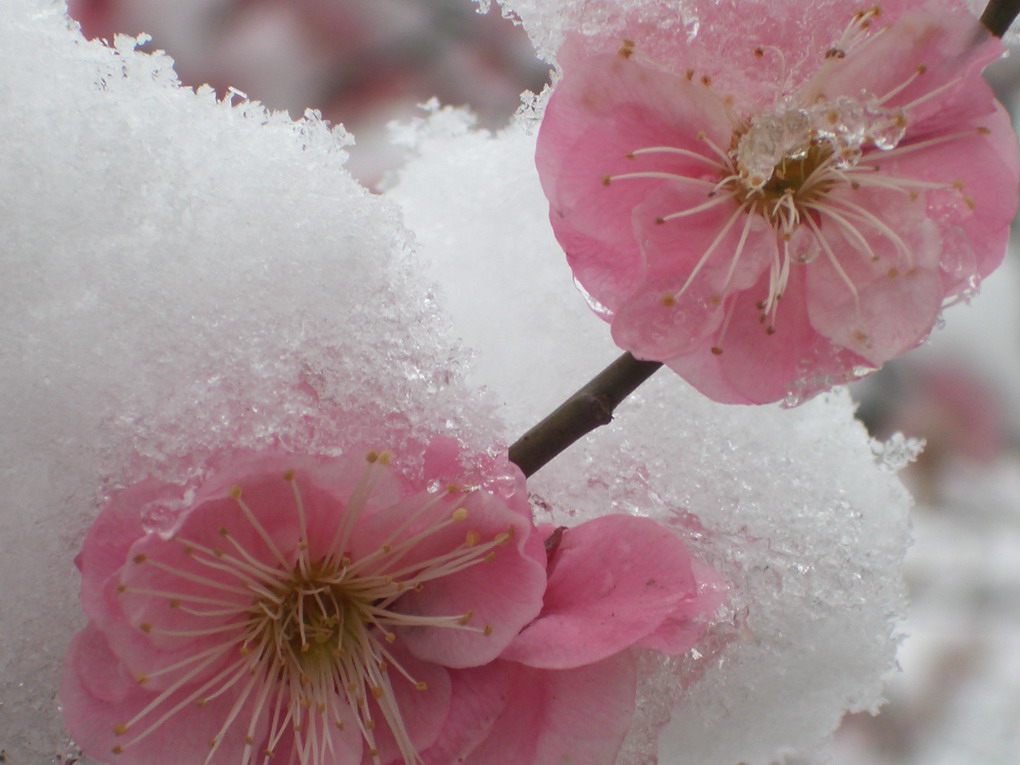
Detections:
536,0,1019,404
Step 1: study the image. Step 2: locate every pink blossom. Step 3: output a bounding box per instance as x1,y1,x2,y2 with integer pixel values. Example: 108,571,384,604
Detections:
61,443,724,765
536,0,1018,404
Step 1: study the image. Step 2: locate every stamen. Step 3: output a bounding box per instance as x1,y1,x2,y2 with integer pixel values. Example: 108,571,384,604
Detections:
877,64,927,105
720,208,757,291
899,74,964,114
868,128,977,162
229,488,291,569
805,216,860,310
627,145,727,169
670,201,751,300
608,171,717,187
660,191,741,222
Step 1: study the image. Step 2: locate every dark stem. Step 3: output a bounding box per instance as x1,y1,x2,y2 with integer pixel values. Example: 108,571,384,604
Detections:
508,352,663,477
982,0,1020,36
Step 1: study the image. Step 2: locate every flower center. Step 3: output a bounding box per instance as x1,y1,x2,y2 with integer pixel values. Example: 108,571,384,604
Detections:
112,453,510,765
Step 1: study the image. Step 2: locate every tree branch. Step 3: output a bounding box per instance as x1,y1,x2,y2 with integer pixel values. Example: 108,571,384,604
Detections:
982,0,1020,37
508,352,662,477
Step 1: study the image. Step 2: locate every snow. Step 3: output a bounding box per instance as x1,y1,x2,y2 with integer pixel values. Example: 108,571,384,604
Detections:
2,1,912,763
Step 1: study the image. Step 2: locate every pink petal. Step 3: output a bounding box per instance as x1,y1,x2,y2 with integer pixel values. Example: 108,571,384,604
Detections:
811,4,1003,132
636,559,729,654
502,515,705,669
885,106,1018,293
377,488,547,668
416,662,513,765
462,655,637,765
77,477,183,624
665,269,869,405
612,184,777,360
806,188,944,365
61,626,268,765
536,47,733,312
360,642,452,765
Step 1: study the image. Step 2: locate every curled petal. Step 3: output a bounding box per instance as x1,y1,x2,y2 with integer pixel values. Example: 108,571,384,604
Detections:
503,515,716,669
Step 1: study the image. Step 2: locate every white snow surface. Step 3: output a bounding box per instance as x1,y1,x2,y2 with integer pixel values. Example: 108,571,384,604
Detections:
2,1,910,764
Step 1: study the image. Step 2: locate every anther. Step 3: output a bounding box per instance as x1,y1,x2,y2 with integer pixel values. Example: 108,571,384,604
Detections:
483,625,494,636
372,686,385,699
661,294,676,307
113,723,129,736
711,347,724,356
132,554,146,565
451,507,468,523
283,469,296,481
228,485,242,500
458,611,474,625
602,175,611,187
465,530,481,547
416,681,428,691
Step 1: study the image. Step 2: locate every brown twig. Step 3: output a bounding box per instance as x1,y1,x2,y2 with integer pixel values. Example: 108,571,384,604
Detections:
982,0,1020,37
507,352,662,477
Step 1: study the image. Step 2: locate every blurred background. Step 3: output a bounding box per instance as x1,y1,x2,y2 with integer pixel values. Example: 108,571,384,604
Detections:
67,1,1020,763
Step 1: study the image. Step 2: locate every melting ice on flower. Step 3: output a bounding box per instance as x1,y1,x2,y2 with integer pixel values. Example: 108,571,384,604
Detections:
61,440,723,765
536,0,1019,404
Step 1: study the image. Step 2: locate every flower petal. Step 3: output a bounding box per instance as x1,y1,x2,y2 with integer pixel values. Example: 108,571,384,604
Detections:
61,625,268,765
503,515,708,669
462,656,637,765
537,45,733,312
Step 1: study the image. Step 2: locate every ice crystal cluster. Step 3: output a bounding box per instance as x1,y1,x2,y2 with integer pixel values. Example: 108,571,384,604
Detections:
1,0,915,764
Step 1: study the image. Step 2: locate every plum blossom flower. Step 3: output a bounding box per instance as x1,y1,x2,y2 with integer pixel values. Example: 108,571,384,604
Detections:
536,0,1019,404
61,441,724,765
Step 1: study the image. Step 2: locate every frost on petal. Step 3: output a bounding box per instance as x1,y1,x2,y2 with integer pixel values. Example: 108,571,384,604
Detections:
503,515,721,669
462,655,638,765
